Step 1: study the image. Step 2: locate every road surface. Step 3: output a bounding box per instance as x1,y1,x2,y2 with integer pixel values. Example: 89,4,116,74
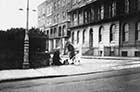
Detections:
0,67,140,92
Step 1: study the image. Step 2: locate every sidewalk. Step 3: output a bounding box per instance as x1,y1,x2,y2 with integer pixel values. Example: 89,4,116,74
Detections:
0,56,140,83
81,56,140,60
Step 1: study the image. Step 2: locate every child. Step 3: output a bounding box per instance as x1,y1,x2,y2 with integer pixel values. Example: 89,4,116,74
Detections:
73,50,81,64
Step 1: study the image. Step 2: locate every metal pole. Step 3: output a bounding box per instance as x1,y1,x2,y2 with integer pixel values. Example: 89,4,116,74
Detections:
23,0,30,69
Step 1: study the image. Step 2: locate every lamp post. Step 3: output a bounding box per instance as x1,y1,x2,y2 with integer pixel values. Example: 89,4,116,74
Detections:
23,0,30,68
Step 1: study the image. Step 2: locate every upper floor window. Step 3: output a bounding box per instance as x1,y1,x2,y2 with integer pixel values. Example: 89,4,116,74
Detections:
122,24,129,42
78,11,83,24
54,15,57,23
101,5,104,19
110,24,116,42
136,21,140,41
109,2,116,17
99,26,104,42
84,10,88,23
98,5,104,20
62,25,66,36
91,8,95,21
62,12,66,20
77,31,80,44
125,0,130,13
74,13,78,25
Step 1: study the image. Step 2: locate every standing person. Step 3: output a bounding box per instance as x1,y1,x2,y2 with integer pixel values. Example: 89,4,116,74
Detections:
52,48,62,65
64,41,75,63
45,50,51,66
74,50,81,64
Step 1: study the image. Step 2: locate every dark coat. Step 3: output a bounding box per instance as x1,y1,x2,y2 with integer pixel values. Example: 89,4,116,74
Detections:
67,44,75,59
52,50,62,65
45,52,51,66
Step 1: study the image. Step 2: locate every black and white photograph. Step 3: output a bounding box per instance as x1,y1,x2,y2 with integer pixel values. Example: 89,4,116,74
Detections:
0,0,140,92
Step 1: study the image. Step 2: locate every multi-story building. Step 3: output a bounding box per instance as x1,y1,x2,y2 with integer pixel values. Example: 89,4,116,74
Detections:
38,0,72,52
68,0,140,57
49,0,72,53
38,2,46,31
38,0,140,57
38,0,53,50
119,0,140,57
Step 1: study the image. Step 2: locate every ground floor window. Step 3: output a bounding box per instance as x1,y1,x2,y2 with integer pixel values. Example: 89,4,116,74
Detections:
135,51,140,57
121,51,128,56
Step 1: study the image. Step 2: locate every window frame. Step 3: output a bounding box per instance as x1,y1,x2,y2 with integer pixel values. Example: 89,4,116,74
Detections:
110,24,116,42
89,28,93,47
72,32,74,44
136,21,140,41
99,26,104,42
125,0,130,13
83,30,86,44
77,31,80,44
122,23,129,42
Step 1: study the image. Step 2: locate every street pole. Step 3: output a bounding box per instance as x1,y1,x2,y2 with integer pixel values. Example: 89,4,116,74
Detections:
23,0,30,69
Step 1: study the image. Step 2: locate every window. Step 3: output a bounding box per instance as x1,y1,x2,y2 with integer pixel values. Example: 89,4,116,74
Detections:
110,24,116,42
99,26,104,42
46,30,49,37
84,10,88,23
121,51,128,56
91,8,95,21
98,5,104,20
135,51,140,57
72,32,74,44
54,28,57,37
79,11,83,24
125,0,130,13
58,14,61,23
136,22,140,41
62,12,66,20
57,14,59,23
77,31,80,44
74,13,78,25
122,24,129,42
110,2,116,17
101,5,104,19
62,25,66,36
89,28,93,47
58,26,61,37
50,29,53,38
83,30,86,44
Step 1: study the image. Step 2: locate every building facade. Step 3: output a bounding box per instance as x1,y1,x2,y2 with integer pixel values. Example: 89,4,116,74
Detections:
38,0,140,57
119,0,140,57
68,0,140,57
38,0,72,53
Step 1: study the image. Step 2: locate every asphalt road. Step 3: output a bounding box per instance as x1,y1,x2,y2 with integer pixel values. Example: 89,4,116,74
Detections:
0,67,140,92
